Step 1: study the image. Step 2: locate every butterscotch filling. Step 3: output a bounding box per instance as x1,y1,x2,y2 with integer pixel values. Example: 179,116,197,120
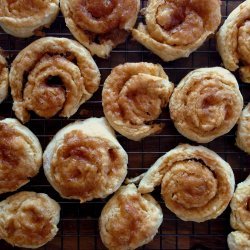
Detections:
116,74,169,125
0,124,36,191
1,0,48,17
162,160,217,209
3,195,55,246
105,194,150,247
50,131,124,200
175,78,236,134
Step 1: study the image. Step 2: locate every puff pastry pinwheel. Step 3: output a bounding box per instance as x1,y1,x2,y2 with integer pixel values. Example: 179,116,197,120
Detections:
99,184,163,250
9,37,100,123
228,231,250,250
217,0,250,83
236,104,250,154
0,0,59,38
132,0,221,61
169,67,243,143
60,0,140,58
131,144,235,222
0,191,60,248
230,176,250,234
43,117,128,203
0,52,8,103
0,118,42,194
102,62,174,141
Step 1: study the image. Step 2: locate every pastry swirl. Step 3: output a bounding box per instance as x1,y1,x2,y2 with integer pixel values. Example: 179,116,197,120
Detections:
9,37,100,123
236,104,250,154
132,0,221,61
0,191,60,248
60,0,140,58
169,67,243,143
0,52,8,103
230,176,250,234
0,118,42,194
134,144,235,222
217,0,250,83
102,62,174,141
99,184,163,250
0,0,59,38
43,117,128,203
228,231,250,250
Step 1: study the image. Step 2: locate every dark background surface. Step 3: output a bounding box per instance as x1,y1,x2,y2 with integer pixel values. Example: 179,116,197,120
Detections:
0,0,249,249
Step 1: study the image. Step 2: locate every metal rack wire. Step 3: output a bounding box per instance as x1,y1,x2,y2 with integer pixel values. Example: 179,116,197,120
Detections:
0,0,249,249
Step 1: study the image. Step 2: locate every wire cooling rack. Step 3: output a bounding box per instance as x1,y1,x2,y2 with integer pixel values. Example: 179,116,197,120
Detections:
0,0,249,249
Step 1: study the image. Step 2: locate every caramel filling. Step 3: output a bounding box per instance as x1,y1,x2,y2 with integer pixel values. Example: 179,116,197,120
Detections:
179,78,236,134
50,131,124,200
69,0,137,44
4,196,54,245
2,0,48,17
114,74,170,126
105,194,150,247
162,160,217,209
0,124,37,191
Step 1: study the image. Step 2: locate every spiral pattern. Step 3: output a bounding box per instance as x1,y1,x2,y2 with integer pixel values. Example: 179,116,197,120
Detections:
99,184,163,250
9,37,100,123
43,118,128,203
0,192,60,248
169,67,243,143
0,52,8,103
136,144,235,222
132,0,221,61
217,0,250,83
0,118,42,194
0,0,59,38
60,0,140,58
236,104,250,154
230,176,250,234
102,63,174,141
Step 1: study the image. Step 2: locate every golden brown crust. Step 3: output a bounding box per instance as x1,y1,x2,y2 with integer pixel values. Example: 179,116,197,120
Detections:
0,118,42,194
169,67,243,143
132,0,221,61
43,117,128,203
228,231,250,250
134,144,235,222
230,176,250,234
99,184,163,250
102,62,174,141
0,52,8,103
217,0,250,83
0,191,60,248
0,0,59,38
60,0,140,58
9,37,100,123
236,104,250,154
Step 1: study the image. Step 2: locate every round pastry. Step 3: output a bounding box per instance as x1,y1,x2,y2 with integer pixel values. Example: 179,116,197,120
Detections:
217,0,250,83
9,37,100,123
134,144,235,222
43,117,128,203
132,0,221,61
169,67,243,143
228,231,250,250
0,191,60,248
60,0,140,58
236,104,250,154
230,176,250,234
102,62,174,141
99,184,163,250
0,118,42,194
0,52,8,104
0,0,59,38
